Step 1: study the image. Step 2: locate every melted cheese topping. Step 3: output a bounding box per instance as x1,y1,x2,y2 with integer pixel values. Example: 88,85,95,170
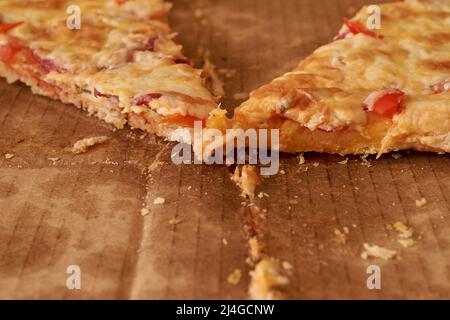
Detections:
236,1,450,149
0,0,216,121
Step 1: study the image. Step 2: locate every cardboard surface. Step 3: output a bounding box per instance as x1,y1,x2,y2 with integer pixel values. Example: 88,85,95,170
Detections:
1,0,449,299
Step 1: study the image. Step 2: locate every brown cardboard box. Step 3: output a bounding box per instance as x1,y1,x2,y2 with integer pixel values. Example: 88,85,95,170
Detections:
0,0,449,299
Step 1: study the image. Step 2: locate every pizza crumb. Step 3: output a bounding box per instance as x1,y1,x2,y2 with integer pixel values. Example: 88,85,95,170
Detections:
360,154,372,167
233,92,249,100
249,258,289,300
415,197,427,207
338,158,349,165
393,222,416,248
222,238,228,246
334,228,347,244
313,162,319,167
48,157,60,162
4,153,14,159
257,192,269,199
298,153,306,165
227,269,242,285
231,165,261,199
71,136,109,154
140,208,150,216
398,238,416,248
281,261,293,271
248,237,261,261
393,222,413,239
361,243,397,260
392,153,403,159
153,197,166,205
168,218,182,225
279,170,286,175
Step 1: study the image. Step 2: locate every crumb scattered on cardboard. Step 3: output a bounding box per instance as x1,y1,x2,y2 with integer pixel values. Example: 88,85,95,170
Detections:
415,198,427,207
338,158,348,165
168,218,182,225
281,261,293,271
140,208,150,217
257,192,269,199
392,153,403,159
222,238,228,246
334,228,347,245
153,197,166,205
360,154,372,167
393,222,413,239
398,238,416,248
4,153,15,159
298,153,305,165
48,157,60,162
248,237,262,262
313,162,319,167
71,136,109,154
231,165,261,199
394,222,416,248
361,243,397,260
227,269,242,285
249,258,289,300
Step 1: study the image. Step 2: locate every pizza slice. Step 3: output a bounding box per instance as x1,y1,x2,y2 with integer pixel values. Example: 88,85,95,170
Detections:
231,0,450,155
0,0,218,139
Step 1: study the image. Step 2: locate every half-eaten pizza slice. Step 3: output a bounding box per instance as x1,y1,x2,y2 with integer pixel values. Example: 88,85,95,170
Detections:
232,0,450,155
0,0,218,139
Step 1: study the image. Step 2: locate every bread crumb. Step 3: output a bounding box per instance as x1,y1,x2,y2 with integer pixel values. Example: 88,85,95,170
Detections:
360,154,372,167
227,269,242,285
281,261,293,271
334,228,347,244
298,153,306,165
48,157,60,162
233,92,249,100
248,237,261,261
415,197,427,207
398,238,416,248
153,197,166,205
249,259,289,300
393,222,413,239
393,222,416,248
313,162,319,167
71,136,109,154
361,243,397,260
168,218,182,225
4,153,14,159
231,165,261,199
279,170,286,175
338,158,348,165
140,208,150,216
257,192,269,199
222,238,228,246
